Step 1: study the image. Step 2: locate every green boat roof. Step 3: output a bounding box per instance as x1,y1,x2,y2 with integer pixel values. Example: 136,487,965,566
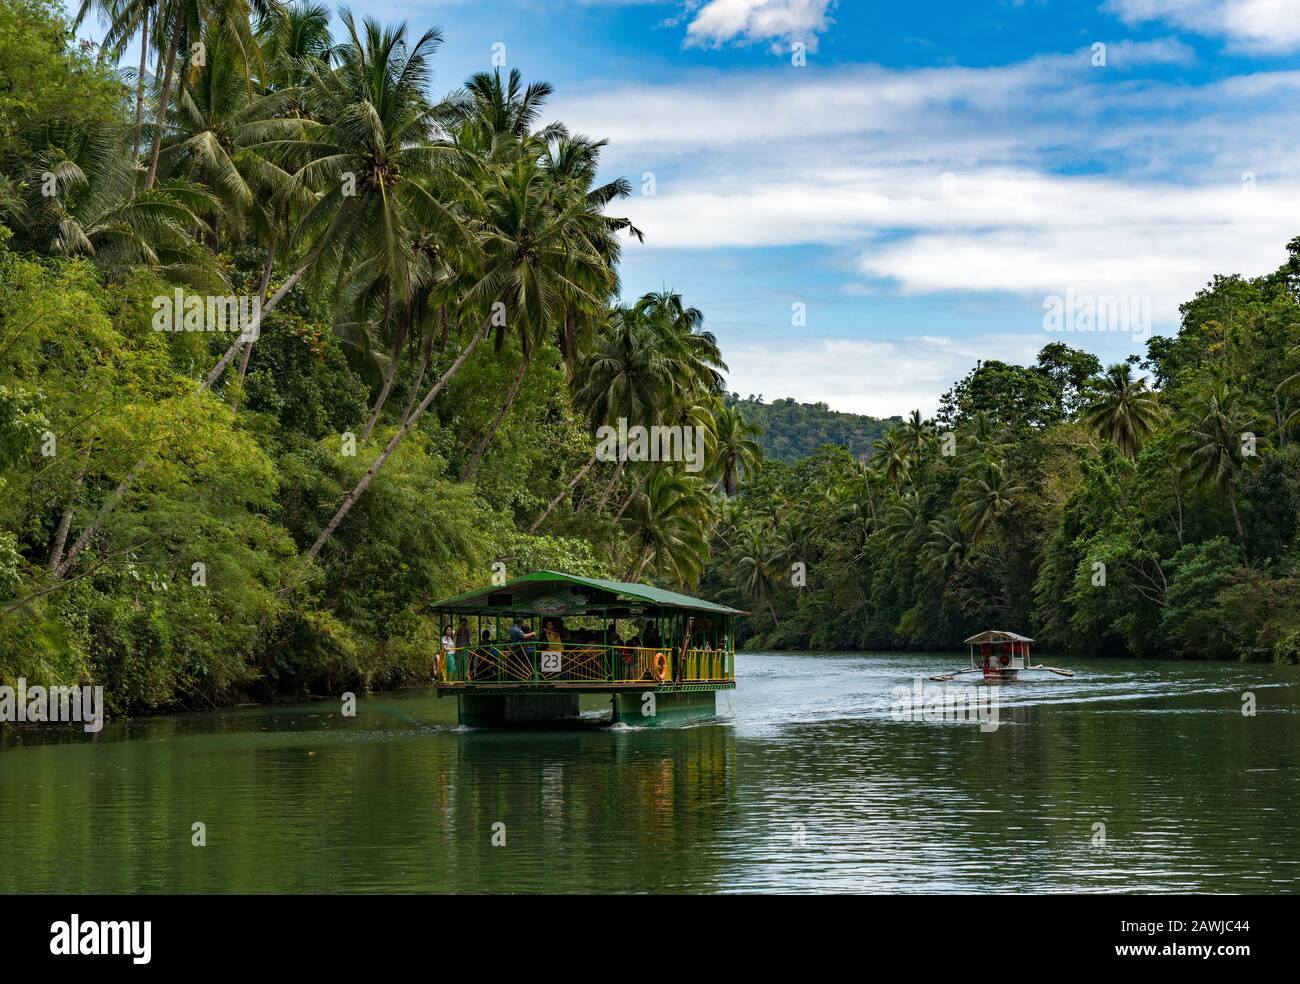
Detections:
430,570,746,616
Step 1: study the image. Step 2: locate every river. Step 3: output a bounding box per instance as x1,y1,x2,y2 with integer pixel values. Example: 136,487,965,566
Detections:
3,652,1298,893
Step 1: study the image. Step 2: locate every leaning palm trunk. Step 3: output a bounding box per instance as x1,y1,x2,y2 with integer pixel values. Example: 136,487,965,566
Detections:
285,315,495,587
144,4,185,190
529,448,599,533
460,355,528,481
594,459,624,511
53,261,312,580
1229,487,1247,555
360,324,407,441
627,543,653,581
614,470,649,521
202,260,311,391
133,9,150,150
401,330,435,424
230,240,278,411
47,460,87,572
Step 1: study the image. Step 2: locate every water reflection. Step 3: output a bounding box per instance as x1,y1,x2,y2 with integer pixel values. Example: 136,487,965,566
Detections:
1,654,1298,893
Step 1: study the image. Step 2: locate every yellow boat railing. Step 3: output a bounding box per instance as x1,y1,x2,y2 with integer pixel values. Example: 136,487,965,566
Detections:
435,644,733,686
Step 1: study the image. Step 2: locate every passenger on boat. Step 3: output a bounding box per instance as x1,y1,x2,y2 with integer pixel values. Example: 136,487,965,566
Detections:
440,625,456,679
542,619,564,651
472,630,500,680
454,618,471,649
508,617,537,645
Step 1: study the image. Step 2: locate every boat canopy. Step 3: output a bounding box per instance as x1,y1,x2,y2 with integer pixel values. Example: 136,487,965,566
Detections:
963,630,1034,645
429,570,746,617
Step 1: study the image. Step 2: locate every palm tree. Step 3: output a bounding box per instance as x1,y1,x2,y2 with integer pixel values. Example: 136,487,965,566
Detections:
881,492,921,545
14,121,223,287
621,469,712,586
1081,363,1164,457
255,12,472,437
144,0,283,191
441,67,563,163
259,0,333,91
1178,381,1261,545
73,0,158,146
160,33,302,248
872,428,911,489
528,304,672,532
711,403,762,496
456,151,618,478
731,525,782,626
921,514,965,577
955,459,1022,541
958,410,1008,465
1275,341,1300,439
900,408,930,461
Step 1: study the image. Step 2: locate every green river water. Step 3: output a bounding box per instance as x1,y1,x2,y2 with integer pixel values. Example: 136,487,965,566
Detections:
2,653,1298,893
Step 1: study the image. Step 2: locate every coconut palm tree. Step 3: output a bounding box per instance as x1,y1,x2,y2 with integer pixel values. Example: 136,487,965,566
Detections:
159,33,303,248
955,459,1022,542
921,514,965,577
528,304,673,532
900,408,930,461
455,155,617,477
711,403,762,496
13,121,223,287
621,469,712,586
1178,381,1261,545
441,67,563,163
258,0,333,90
872,428,911,489
251,11,474,436
145,1,284,191
881,492,921,545
731,525,782,626
73,0,159,146
1081,363,1164,458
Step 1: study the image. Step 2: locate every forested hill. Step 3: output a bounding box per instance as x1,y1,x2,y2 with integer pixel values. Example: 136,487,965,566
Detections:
725,395,898,464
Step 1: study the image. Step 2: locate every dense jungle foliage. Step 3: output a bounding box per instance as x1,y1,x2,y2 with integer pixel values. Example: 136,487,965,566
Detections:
2,0,1298,720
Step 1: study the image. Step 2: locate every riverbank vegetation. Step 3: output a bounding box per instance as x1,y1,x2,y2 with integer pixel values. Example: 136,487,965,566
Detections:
705,263,1300,662
0,0,753,712
2,1,1298,718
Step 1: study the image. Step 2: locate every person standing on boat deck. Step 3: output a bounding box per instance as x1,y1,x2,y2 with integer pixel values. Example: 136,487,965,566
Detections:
473,629,499,681
455,618,471,650
542,619,564,652
508,616,537,674
440,625,456,679
508,616,536,645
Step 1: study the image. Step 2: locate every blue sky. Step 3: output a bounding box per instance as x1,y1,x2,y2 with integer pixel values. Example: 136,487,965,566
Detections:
71,1,1300,416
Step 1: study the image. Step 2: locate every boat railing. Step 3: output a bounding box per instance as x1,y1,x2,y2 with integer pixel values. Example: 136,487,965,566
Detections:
435,643,733,686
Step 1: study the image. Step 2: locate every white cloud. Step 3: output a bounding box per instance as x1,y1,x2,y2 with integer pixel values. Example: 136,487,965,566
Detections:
722,334,1049,417
1104,0,1300,54
683,0,836,51
556,44,1300,328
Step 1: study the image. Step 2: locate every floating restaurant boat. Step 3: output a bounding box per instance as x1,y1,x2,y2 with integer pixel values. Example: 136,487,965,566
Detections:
430,570,744,727
930,629,1073,682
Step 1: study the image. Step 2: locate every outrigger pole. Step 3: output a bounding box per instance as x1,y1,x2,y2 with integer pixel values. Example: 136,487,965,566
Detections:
929,667,979,682
1029,664,1074,677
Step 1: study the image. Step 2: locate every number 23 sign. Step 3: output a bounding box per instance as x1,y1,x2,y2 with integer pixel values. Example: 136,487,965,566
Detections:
541,651,562,674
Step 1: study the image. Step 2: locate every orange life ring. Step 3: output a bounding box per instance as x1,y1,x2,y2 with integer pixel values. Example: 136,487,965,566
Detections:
653,651,669,681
